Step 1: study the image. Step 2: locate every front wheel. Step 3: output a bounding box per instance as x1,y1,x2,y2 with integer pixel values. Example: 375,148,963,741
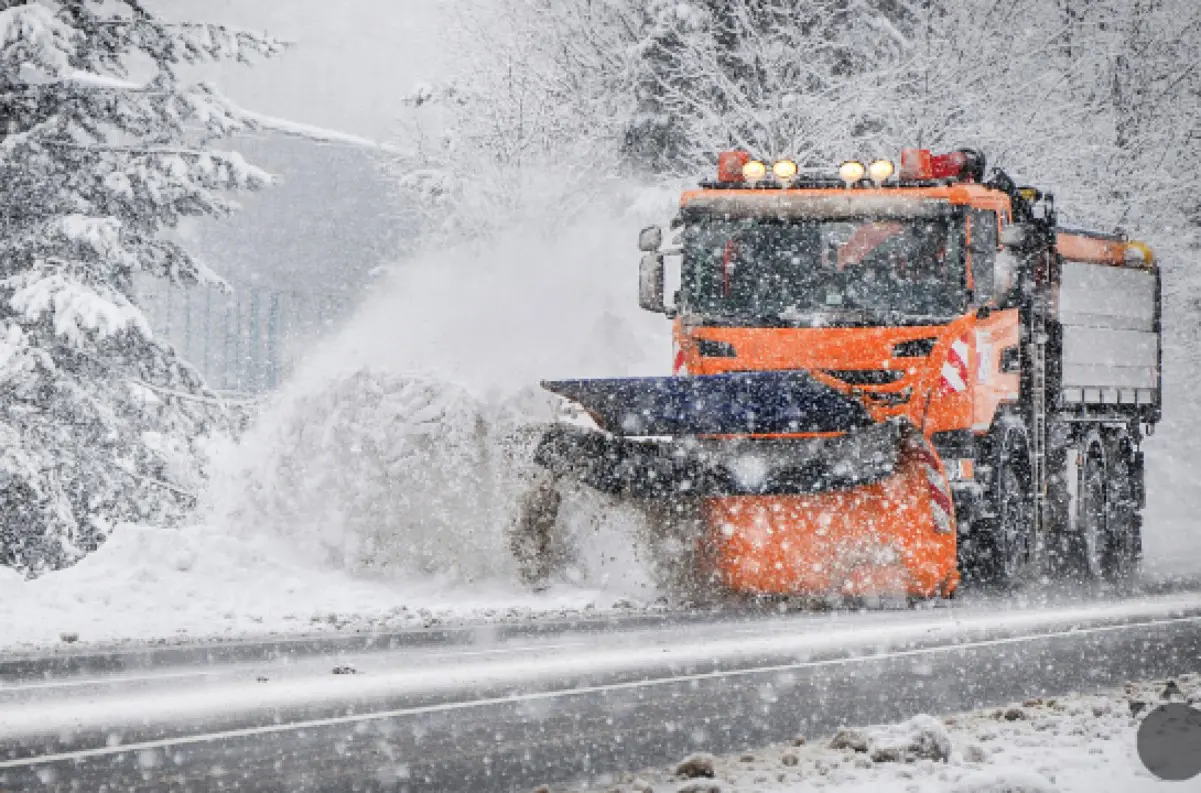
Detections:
974,419,1036,586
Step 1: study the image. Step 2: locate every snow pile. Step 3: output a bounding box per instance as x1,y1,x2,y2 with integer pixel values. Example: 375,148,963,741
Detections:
861,714,953,764
585,677,1199,792
950,770,1058,793
216,370,533,579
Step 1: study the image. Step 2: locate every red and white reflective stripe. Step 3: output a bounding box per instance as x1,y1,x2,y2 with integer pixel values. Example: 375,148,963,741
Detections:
906,434,955,535
672,340,686,376
930,498,954,534
926,464,954,534
940,337,971,393
908,441,940,471
911,435,955,535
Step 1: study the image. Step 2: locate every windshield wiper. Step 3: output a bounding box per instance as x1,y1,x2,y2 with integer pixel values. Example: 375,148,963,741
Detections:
690,309,955,328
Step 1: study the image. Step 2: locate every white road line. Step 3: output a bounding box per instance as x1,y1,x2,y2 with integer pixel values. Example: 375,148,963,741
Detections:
439,641,589,658
0,642,589,694
0,670,219,693
2,614,1196,771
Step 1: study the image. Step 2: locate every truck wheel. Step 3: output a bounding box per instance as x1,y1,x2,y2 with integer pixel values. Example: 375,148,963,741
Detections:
1102,430,1142,583
981,419,1036,585
1070,434,1108,580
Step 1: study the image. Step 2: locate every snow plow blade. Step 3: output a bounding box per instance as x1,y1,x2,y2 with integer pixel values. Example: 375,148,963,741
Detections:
705,431,959,598
542,371,872,436
533,421,902,498
529,372,959,599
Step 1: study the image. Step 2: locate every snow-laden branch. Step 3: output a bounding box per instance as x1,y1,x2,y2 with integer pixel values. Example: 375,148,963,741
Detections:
235,109,401,155
63,70,400,154
67,70,138,90
128,377,228,407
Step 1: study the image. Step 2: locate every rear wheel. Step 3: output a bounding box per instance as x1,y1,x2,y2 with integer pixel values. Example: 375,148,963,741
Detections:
1102,430,1142,583
1071,435,1107,580
1066,428,1142,584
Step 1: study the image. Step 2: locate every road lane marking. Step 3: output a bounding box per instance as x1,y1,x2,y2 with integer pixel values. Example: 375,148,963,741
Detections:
2,613,1198,771
439,641,589,658
0,671,219,693
0,642,589,694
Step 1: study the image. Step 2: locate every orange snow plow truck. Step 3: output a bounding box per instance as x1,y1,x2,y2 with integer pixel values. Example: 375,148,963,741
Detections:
519,148,1161,599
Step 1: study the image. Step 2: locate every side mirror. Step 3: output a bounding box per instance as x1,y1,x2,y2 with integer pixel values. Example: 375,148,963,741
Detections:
639,252,666,313
999,224,1029,248
638,225,663,252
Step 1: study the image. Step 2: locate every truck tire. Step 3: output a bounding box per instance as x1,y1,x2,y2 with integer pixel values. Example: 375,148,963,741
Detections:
976,418,1036,585
1102,429,1142,583
1069,432,1108,581
1065,428,1142,585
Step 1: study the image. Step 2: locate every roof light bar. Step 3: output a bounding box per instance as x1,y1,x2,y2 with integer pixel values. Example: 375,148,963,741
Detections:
742,160,768,183
900,148,986,182
772,159,799,183
839,160,866,185
868,159,895,183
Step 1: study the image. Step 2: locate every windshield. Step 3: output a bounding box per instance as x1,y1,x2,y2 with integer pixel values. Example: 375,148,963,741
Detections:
681,215,966,324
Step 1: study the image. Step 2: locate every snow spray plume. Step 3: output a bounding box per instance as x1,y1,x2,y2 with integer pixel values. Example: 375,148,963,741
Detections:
208,183,676,588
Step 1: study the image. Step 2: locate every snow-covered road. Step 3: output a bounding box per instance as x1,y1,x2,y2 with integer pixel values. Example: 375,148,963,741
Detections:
2,591,1200,791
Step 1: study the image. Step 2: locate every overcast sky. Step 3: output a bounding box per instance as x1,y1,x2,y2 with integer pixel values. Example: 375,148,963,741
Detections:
151,0,445,140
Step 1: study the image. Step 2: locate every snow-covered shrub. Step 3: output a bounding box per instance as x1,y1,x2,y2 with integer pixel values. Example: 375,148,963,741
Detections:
0,2,282,574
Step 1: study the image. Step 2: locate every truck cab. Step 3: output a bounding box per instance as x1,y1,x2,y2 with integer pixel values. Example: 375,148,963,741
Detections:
632,149,1159,590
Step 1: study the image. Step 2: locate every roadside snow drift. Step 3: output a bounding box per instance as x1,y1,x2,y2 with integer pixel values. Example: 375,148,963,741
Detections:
584,676,1200,793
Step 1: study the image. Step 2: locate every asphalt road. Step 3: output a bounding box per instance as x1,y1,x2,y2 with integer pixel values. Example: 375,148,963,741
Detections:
3,591,1201,792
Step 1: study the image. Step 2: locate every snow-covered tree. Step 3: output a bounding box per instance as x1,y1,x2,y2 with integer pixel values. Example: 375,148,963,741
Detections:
0,1,282,574
400,0,1201,241
390,0,928,241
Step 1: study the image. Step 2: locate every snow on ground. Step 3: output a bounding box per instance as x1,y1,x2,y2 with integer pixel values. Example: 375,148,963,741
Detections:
0,521,652,650
582,676,1201,793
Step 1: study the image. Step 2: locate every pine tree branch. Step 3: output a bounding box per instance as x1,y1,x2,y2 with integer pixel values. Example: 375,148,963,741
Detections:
38,139,228,157
128,377,227,407
117,466,198,502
